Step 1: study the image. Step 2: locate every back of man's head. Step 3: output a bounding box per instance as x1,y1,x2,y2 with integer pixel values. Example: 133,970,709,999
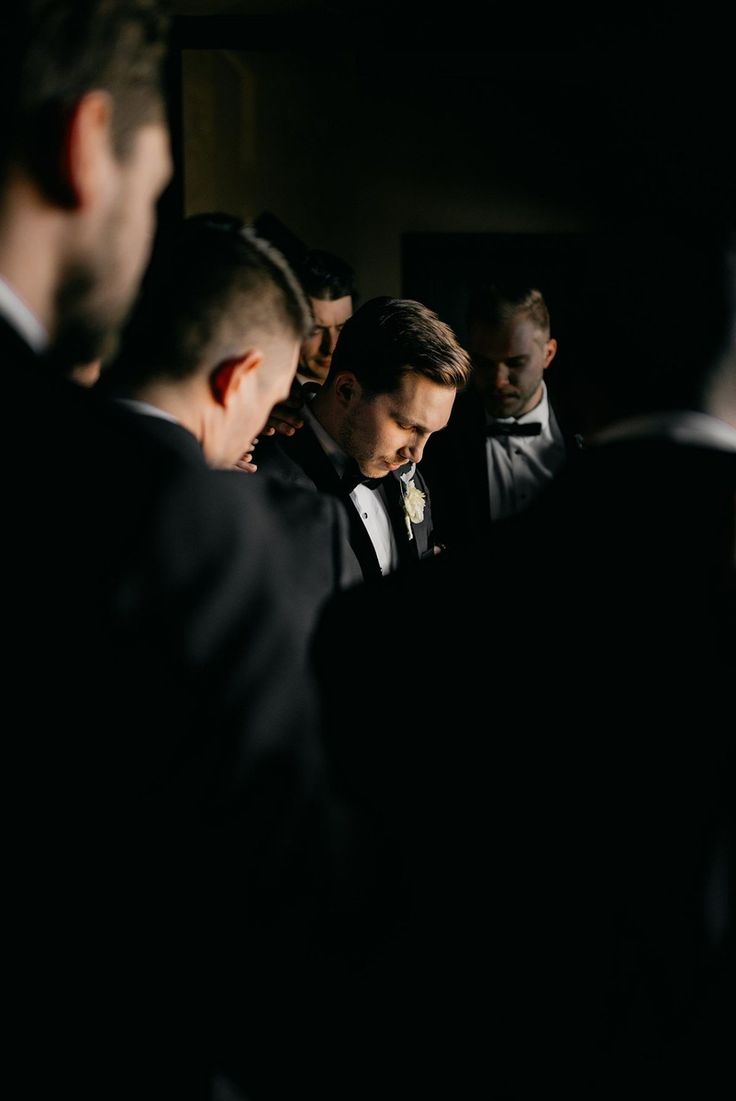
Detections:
107,213,312,389
2,1,168,195
328,296,470,395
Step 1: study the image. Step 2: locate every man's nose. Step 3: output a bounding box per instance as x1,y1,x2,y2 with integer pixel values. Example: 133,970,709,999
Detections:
320,328,338,354
398,438,426,464
493,363,511,387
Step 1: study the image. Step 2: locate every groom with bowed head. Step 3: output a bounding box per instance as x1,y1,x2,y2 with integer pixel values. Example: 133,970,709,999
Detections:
254,294,471,582
313,214,736,1098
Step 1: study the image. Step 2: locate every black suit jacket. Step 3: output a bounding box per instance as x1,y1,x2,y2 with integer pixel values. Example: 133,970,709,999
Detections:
1,318,371,1097
313,426,735,1098
422,385,583,549
124,409,362,615
256,420,436,582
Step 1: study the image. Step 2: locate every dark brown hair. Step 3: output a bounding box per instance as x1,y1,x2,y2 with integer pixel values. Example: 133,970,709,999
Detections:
106,213,312,387
328,297,470,395
3,1,169,194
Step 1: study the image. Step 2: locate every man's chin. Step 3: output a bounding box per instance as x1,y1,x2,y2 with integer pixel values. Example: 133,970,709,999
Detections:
301,362,329,384
46,323,120,378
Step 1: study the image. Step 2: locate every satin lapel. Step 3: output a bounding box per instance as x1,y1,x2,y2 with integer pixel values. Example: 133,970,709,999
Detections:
285,425,383,582
379,471,424,563
283,424,344,495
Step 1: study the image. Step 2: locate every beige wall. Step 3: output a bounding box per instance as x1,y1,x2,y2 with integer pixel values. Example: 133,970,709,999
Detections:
181,50,593,299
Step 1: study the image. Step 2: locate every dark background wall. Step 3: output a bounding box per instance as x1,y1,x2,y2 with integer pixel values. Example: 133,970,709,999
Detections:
168,4,734,423
179,44,606,297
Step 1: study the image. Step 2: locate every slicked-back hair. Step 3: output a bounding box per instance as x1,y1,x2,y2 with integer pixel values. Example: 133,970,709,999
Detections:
467,283,551,337
298,249,357,304
327,296,470,396
107,213,312,388
2,1,169,193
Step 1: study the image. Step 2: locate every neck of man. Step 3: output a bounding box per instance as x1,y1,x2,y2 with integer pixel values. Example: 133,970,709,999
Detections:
132,377,206,442
309,384,344,445
517,383,544,418
0,178,65,339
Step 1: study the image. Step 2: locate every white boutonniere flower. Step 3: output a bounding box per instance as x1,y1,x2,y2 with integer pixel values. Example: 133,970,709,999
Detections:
399,463,426,540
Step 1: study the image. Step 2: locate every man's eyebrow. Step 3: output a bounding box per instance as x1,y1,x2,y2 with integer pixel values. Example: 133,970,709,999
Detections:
392,410,430,434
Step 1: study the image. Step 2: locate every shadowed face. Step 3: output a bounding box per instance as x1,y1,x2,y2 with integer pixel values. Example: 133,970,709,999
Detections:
336,370,455,479
469,312,557,419
56,122,172,367
299,295,353,383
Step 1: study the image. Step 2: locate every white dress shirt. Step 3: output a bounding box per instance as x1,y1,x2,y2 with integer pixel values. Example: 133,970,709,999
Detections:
304,405,398,575
485,383,567,521
0,276,48,353
116,397,182,425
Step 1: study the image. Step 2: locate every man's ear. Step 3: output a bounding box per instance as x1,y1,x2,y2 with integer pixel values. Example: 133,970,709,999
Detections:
53,91,114,210
210,350,262,407
333,371,360,406
543,338,558,370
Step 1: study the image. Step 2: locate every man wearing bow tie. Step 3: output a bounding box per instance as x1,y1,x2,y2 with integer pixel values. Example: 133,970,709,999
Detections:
255,296,471,582
423,283,581,548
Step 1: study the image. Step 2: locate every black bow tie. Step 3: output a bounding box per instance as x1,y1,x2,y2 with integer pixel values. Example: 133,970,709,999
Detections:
486,421,542,438
341,458,385,493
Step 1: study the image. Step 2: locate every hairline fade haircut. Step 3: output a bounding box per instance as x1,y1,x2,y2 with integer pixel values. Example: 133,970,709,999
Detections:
327,296,471,396
2,1,169,195
467,284,551,338
107,213,312,388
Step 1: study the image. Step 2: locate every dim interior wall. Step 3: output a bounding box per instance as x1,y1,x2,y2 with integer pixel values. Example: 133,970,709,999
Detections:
181,49,256,220
181,50,594,300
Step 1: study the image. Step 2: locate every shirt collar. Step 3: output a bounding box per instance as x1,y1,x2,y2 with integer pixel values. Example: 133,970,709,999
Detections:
116,397,182,425
486,381,550,431
0,276,48,353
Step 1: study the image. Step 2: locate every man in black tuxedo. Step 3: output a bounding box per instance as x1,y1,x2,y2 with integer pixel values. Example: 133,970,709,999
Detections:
255,296,471,581
313,220,735,1097
294,247,356,387
0,7,357,1097
106,213,361,612
422,282,583,550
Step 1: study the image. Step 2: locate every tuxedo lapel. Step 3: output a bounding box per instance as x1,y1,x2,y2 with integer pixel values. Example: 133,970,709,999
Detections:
282,425,383,582
380,466,433,562
379,474,416,566
284,424,344,496
279,427,436,577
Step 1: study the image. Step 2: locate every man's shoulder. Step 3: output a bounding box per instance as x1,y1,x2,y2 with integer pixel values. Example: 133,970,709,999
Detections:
0,314,38,371
254,427,321,487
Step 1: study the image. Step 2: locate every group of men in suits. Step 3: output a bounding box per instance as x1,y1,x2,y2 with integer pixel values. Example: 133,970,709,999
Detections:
104,212,362,616
256,295,471,581
3,3,734,1098
313,223,736,1096
1,5,364,1097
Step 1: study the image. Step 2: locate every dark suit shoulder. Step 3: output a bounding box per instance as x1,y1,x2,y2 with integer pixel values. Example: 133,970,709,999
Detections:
253,429,325,492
